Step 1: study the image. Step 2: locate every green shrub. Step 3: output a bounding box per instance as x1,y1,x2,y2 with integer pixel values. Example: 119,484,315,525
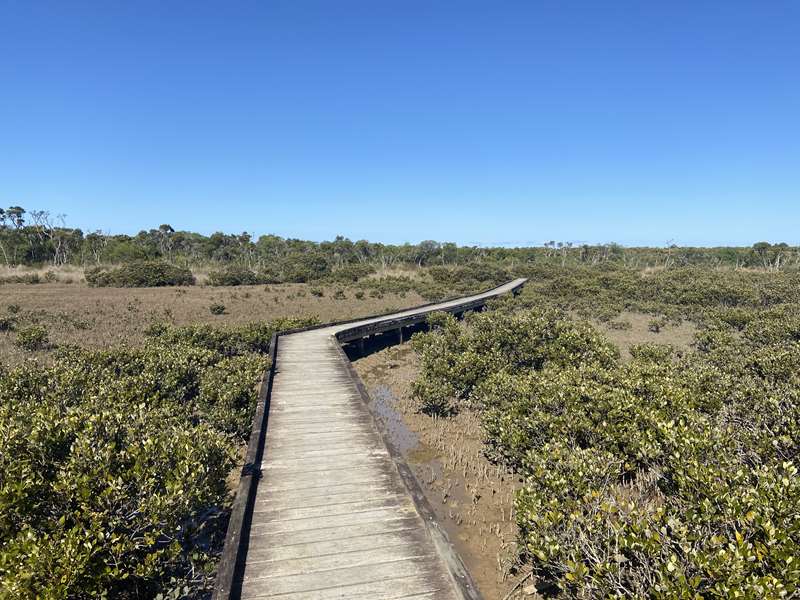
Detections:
0,343,246,597
310,287,324,297
411,308,618,415
325,263,375,283
333,289,346,300
415,282,449,302
648,316,668,333
198,354,267,437
145,317,319,356
427,263,510,294
86,262,195,287
7,304,20,314
354,291,365,300
0,316,15,332
207,266,263,286
209,303,226,315
14,325,49,351
360,276,415,295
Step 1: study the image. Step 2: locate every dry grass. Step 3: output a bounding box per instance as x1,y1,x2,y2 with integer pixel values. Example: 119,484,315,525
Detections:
0,264,86,283
365,265,426,280
0,282,425,365
595,311,697,361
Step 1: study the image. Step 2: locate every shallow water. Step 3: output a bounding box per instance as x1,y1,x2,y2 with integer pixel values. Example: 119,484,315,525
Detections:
368,384,420,454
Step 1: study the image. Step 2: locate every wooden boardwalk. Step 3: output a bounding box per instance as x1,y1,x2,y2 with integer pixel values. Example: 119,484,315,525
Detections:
217,279,527,600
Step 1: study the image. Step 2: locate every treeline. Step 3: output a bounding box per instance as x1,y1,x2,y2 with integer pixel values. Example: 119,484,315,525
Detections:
2,206,798,276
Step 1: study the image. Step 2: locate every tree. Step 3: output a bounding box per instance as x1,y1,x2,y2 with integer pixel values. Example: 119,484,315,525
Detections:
416,240,441,267
155,224,175,261
85,231,108,264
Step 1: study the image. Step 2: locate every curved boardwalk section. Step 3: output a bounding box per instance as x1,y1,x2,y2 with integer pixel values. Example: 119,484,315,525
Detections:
218,279,527,600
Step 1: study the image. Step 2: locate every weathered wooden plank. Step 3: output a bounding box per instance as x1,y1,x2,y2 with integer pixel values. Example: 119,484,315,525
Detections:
242,574,449,600
245,515,423,548
241,556,445,596
244,528,431,562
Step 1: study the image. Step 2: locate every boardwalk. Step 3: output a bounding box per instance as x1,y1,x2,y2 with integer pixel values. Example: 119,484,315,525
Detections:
217,279,527,600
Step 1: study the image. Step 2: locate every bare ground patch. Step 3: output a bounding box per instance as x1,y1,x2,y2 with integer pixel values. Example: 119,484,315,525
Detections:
0,282,424,365
595,311,697,360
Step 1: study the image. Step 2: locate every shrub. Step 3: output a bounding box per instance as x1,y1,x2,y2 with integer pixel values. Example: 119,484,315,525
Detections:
0,273,40,285
415,282,449,302
0,316,15,332
310,287,324,297
207,266,262,286
145,317,319,356
411,309,618,415
198,354,267,437
86,262,195,287
648,316,667,333
14,325,49,351
333,289,346,300
209,303,226,315
360,276,415,296
325,263,375,283
0,343,247,597
7,304,20,314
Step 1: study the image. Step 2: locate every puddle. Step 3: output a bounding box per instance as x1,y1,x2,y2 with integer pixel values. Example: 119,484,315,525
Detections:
369,384,420,454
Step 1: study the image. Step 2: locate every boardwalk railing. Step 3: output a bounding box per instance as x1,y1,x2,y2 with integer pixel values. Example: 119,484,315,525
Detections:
213,278,527,600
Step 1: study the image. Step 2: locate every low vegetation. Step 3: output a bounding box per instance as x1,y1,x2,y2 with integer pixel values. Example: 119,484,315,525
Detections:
411,270,800,598
86,261,195,288
207,266,267,287
13,324,49,351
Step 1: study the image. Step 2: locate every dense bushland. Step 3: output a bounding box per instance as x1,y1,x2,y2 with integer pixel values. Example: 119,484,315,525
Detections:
3,206,800,281
0,317,315,598
85,261,195,287
412,287,800,597
207,265,268,287
514,264,800,323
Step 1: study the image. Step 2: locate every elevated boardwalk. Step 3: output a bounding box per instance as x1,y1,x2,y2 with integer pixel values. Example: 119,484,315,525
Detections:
215,279,527,600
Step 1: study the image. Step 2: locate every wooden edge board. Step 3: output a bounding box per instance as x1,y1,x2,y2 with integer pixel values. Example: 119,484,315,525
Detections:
213,333,280,599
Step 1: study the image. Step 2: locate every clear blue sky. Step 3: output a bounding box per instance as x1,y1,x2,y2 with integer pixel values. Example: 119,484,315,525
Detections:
1,1,798,247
